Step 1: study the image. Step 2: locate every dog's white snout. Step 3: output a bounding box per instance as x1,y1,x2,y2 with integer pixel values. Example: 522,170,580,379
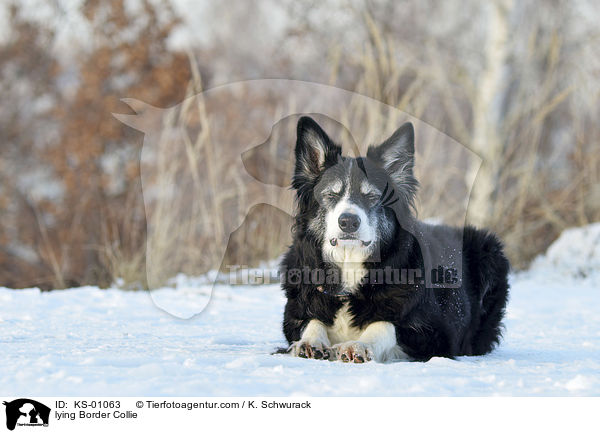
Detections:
325,200,375,251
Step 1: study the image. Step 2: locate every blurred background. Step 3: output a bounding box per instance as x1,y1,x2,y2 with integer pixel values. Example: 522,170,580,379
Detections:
1,0,598,290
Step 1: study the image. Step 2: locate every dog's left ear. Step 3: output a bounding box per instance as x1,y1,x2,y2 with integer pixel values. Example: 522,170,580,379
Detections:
293,116,341,185
367,122,415,185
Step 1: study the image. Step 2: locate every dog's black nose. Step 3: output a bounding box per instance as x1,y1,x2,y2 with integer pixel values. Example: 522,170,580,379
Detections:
338,213,361,233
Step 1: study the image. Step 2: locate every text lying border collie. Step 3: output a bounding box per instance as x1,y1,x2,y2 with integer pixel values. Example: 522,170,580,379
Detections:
280,117,510,362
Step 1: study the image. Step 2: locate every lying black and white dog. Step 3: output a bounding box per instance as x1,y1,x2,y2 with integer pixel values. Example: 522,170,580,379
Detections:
280,117,510,362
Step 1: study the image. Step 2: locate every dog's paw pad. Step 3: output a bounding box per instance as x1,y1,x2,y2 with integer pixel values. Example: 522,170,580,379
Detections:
298,346,309,358
333,342,374,363
288,341,332,360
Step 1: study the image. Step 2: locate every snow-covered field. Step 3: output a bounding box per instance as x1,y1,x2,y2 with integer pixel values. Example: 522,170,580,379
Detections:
1,224,599,396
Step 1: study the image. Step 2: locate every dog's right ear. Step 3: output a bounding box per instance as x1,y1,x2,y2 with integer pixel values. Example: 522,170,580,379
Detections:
293,116,341,186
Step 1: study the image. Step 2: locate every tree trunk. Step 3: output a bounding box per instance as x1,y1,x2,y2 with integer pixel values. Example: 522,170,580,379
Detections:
468,0,513,227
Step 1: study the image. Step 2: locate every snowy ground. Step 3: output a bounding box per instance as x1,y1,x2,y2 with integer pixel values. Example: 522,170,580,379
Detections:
1,224,599,396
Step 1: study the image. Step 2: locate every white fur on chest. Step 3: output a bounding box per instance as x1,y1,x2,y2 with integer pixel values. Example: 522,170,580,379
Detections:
331,247,368,291
326,303,362,344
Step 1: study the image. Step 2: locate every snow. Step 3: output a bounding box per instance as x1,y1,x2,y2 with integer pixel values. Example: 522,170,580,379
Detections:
530,221,600,281
1,225,599,396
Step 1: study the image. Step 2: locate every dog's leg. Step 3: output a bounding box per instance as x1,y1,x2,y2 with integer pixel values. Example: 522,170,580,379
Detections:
288,319,333,360
334,322,407,363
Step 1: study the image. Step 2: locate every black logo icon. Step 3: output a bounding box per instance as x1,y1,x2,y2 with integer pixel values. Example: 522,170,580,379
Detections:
3,399,50,431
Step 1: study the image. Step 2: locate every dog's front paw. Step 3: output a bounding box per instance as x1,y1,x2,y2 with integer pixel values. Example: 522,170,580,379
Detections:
333,341,374,363
288,341,333,360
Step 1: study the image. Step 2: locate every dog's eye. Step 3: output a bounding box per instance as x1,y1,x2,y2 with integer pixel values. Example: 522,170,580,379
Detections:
323,191,341,201
363,192,380,202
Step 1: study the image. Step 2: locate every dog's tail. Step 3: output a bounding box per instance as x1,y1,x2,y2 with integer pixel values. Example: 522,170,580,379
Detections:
465,227,511,355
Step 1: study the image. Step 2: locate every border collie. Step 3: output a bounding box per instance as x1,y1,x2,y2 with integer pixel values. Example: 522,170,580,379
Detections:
280,116,510,362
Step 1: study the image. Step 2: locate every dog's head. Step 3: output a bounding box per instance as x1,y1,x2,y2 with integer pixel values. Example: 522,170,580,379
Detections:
292,116,418,265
